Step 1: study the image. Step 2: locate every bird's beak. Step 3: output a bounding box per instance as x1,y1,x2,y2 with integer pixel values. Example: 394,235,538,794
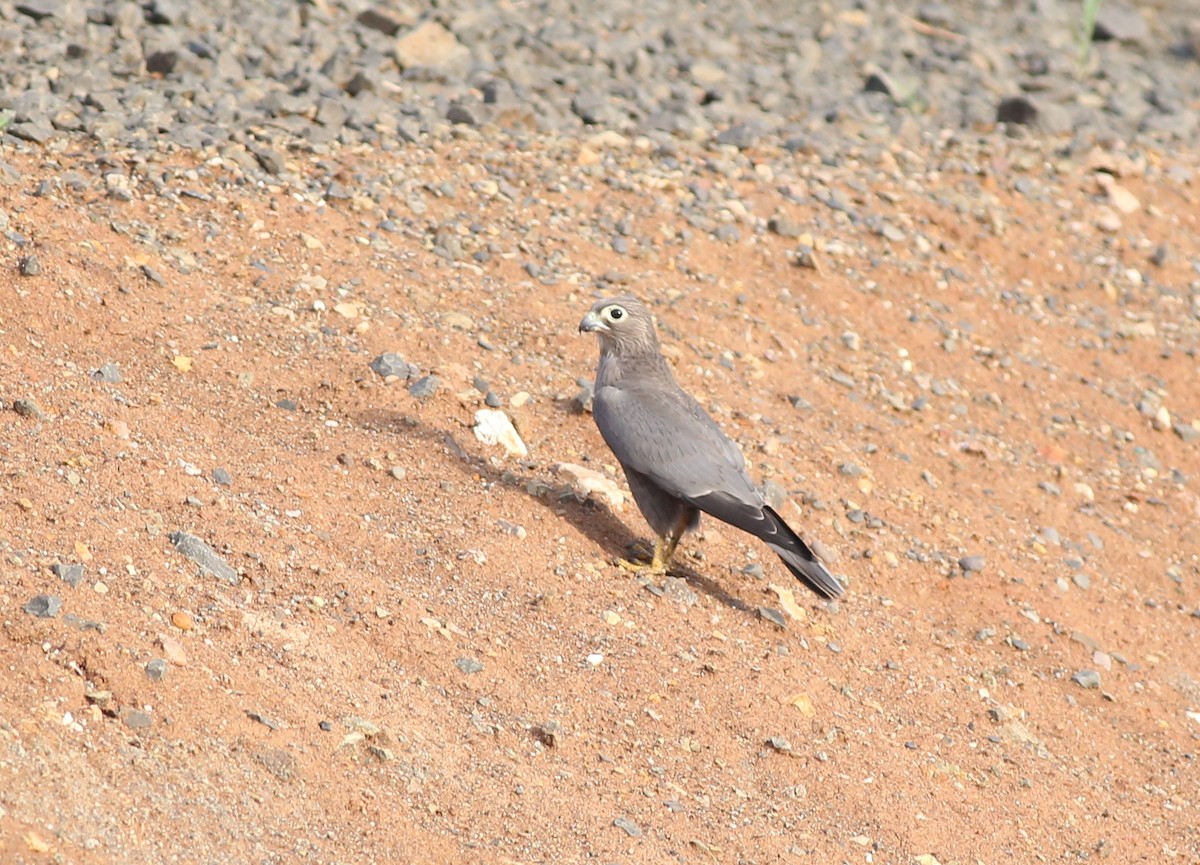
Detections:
578,310,608,333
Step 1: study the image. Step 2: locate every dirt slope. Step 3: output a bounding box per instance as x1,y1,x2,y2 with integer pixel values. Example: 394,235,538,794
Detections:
1,134,1198,864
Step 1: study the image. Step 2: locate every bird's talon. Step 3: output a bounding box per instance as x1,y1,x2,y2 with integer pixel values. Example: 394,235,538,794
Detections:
615,557,667,575
622,540,654,562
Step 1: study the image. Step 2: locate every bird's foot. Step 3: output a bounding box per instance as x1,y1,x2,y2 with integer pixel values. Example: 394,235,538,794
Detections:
614,537,682,575
622,539,655,563
615,556,668,576
616,539,670,575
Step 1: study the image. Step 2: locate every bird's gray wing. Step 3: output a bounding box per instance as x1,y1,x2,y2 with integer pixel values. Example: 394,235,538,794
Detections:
595,379,842,599
593,381,759,507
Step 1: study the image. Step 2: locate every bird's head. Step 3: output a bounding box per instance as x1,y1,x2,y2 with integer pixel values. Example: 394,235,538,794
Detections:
578,295,659,353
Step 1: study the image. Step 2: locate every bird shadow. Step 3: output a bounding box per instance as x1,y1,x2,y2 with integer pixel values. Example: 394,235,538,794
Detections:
353,406,754,613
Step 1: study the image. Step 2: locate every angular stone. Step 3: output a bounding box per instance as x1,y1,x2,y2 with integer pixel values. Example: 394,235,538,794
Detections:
473,409,528,457
394,21,468,70
408,374,440,399
170,531,238,584
369,352,414,379
23,595,62,618
52,563,84,587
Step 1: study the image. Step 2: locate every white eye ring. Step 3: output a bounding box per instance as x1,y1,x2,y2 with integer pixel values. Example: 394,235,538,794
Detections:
605,305,626,321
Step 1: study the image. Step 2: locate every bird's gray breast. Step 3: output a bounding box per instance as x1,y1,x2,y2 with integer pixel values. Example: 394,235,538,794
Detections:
593,374,759,505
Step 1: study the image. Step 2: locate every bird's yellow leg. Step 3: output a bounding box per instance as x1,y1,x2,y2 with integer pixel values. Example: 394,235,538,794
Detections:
660,531,683,566
656,509,693,571
617,521,688,575
617,534,669,575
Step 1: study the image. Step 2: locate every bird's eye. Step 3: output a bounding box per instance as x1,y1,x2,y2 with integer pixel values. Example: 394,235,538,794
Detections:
606,306,625,321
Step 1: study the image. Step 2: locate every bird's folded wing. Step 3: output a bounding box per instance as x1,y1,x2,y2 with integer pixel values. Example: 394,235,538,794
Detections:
594,384,758,505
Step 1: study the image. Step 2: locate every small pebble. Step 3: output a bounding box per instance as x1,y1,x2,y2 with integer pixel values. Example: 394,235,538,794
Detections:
52,563,84,588
959,555,986,573
23,595,62,618
612,816,642,838
145,659,168,681
121,709,153,729
1072,669,1102,689
409,375,440,399
12,398,45,419
369,352,413,379
758,607,787,628
455,657,484,674
90,363,123,383
170,531,238,584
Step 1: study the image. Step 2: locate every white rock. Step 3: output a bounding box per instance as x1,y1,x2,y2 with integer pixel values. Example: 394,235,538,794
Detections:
555,462,625,508
473,409,528,457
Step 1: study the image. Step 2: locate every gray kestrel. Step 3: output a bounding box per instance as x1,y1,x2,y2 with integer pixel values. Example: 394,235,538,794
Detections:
579,294,843,599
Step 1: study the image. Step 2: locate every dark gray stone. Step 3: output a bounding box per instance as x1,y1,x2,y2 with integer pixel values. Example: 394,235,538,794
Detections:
369,352,413,379
52,563,84,587
170,531,238,584
408,374,440,399
758,607,787,628
23,594,62,617
997,96,1038,125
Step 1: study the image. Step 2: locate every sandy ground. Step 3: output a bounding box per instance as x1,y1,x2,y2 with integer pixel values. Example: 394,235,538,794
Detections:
1,132,1199,865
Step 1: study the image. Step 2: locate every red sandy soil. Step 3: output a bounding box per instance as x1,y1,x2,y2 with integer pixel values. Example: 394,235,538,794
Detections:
1,133,1198,864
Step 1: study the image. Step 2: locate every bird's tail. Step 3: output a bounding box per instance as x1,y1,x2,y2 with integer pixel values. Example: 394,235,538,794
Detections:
763,506,844,599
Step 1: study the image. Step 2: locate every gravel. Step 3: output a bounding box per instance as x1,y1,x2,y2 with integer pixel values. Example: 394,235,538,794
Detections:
2,0,1199,156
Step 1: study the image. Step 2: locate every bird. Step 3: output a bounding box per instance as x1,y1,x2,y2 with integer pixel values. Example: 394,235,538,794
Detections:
578,294,843,600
